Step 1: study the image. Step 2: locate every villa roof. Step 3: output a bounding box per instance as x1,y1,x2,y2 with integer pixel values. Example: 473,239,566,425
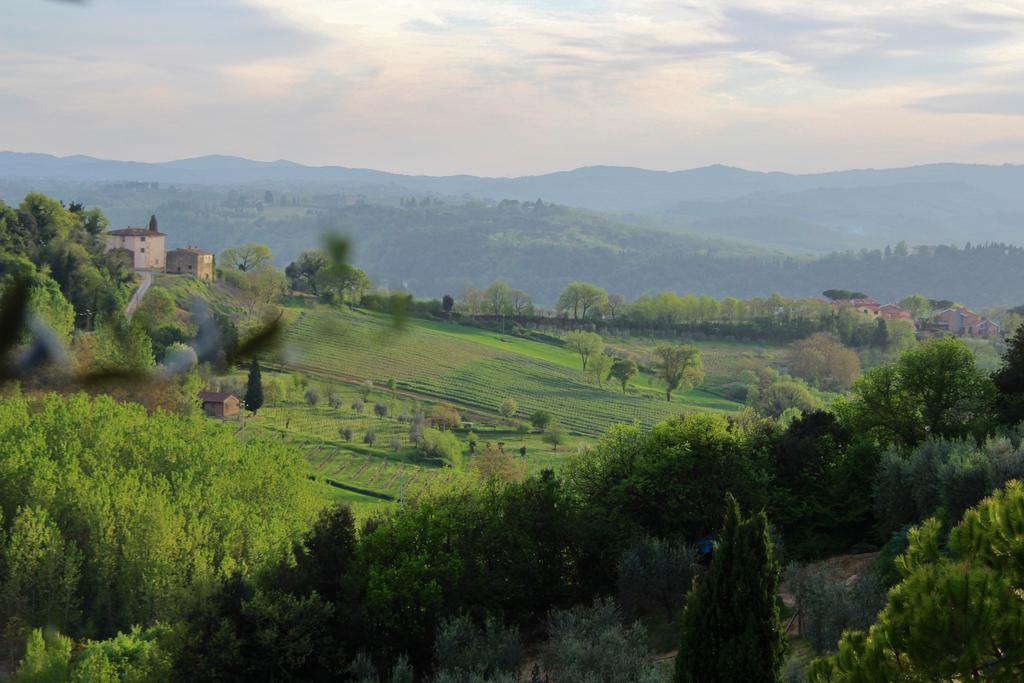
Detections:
108,226,166,237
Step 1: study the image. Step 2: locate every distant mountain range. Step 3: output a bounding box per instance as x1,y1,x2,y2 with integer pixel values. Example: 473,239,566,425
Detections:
3,150,1023,252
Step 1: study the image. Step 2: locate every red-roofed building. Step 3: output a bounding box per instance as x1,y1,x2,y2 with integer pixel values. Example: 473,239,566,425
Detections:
105,214,166,270
199,391,240,418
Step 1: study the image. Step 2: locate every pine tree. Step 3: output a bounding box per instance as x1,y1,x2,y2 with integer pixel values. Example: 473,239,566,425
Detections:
675,494,785,683
245,359,264,415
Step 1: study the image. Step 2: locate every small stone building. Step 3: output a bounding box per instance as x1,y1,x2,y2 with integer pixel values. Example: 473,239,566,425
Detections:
199,391,240,418
105,214,166,270
167,246,215,281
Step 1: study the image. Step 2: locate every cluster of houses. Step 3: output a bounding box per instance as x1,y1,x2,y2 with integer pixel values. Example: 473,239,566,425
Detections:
105,214,215,280
831,296,1002,339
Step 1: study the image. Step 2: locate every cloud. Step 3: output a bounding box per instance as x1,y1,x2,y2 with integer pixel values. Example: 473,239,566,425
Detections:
2,0,1024,174
912,91,1024,115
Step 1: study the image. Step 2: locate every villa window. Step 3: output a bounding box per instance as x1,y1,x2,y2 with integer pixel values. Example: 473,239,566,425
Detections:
140,247,145,253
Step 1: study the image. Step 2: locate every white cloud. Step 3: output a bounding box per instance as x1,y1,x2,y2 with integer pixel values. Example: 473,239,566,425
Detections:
1,0,1022,173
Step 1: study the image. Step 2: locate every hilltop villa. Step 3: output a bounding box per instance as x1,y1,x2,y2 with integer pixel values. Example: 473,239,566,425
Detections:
106,215,166,270
106,215,215,280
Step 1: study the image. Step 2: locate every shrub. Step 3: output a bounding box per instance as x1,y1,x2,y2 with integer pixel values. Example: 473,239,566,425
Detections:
419,427,464,469
616,536,700,620
530,410,553,432
543,598,661,683
433,614,521,680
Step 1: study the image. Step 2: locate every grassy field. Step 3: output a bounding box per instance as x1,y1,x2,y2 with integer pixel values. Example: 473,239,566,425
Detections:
276,307,741,438
233,371,593,505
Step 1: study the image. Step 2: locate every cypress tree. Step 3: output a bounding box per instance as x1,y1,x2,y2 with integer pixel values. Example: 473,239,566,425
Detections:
675,494,785,683
245,359,264,415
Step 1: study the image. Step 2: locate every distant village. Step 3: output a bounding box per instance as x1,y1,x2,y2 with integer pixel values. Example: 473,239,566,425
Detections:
829,296,1001,339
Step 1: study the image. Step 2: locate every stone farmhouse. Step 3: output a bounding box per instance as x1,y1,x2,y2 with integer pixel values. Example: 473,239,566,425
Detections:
105,214,215,280
167,246,215,281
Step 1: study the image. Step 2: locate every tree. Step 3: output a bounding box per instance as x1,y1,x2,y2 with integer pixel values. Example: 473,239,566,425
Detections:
483,281,512,316
373,402,389,419
284,250,328,294
442,294,454,314
654,344,703,402
315,262,369,305
897,294,931,320
994,323,1024,426
822,289,868,301
542,423,566,451
387,378,398,398
236,267,287,317
245,360,264,414
499,398,518,420
608,358,639,393
530,410,552,433
508,289,532,316
604,293,626,320
787,333,860,391
809,483,1024,681
587,352,613,388
358,380,373,401
363,430,377,447
418,427,464,469
870,318,889,349
545,600,662,683
221,243,273,272
564,331,603,371
848,337,995,446
304,388,320,407
430,403,463,430
676,495,785,683
556,282,608,320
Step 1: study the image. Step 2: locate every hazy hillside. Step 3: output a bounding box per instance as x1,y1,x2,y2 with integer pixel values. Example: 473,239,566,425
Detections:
3,152,1024,252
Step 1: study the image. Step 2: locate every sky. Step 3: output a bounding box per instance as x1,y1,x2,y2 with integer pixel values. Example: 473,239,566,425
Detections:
2,0,1023,176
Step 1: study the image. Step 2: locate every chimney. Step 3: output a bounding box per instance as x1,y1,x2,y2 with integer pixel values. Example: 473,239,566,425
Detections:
148,214,158,232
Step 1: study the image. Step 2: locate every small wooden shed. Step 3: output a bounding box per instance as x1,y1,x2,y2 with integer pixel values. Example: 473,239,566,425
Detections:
199,390,241,418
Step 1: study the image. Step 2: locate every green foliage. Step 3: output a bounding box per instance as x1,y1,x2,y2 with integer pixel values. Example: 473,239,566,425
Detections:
873,435,1024,536
994,323,1024,426
499,397,517,419
608,358,638,392
357,474,598,668
433,614,521,680
542,422,566,451
564,331,603,371
0,194,132,328
556,282,608,320
0,393,318,639
676,495,785,683
419,427,465,468
543,598,662,683
784,564,886,654
749,380,821,418
530,409,553,432
848,337,995,446
654,344,703,401
565,413,771,542
810,481,1024,681
616,536,700,620
14,629,72,683
93,315,155,370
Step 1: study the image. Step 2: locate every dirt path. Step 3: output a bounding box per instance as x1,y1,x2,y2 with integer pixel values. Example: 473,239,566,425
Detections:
125,270,153,318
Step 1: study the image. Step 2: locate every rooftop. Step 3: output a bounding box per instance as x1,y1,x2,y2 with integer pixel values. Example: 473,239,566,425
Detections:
198,391,238,403
170,246,213,255
108,226,166,237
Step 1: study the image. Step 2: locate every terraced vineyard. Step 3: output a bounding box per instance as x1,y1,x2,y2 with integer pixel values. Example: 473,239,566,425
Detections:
277,307,740,436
